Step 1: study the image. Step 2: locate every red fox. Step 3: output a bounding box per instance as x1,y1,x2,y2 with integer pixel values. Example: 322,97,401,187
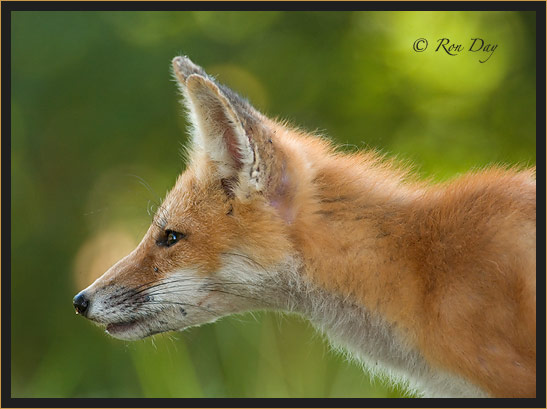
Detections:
73,56,536,398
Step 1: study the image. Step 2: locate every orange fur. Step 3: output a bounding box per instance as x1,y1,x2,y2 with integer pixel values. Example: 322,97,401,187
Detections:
269,127,536,397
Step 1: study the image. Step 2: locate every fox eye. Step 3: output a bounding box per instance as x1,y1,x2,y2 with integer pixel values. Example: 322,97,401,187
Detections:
157,230,186,247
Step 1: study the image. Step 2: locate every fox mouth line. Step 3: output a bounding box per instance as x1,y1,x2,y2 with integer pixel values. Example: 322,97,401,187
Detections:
105,320,140,335
103,313,162,339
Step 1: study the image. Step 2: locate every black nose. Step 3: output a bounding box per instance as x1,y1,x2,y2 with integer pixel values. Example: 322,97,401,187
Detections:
73,292,89,316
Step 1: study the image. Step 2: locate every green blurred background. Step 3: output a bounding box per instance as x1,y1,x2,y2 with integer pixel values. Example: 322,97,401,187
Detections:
11,11,536,398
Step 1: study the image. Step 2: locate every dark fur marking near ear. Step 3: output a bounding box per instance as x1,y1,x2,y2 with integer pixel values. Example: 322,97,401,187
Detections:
319,196,352,204
314,210,334,217
220,177,237,199
226,204,233,216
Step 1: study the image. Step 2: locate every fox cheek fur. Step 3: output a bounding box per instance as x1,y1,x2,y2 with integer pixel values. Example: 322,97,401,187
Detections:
74,56,535,398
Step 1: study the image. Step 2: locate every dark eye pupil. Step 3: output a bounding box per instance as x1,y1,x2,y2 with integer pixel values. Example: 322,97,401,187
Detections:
167,231,177,244
157,230,185,247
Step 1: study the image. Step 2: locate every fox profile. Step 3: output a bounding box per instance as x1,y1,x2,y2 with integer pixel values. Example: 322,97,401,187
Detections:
73,56,536,398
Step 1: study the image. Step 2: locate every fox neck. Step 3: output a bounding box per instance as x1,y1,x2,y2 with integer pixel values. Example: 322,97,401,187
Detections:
265,260,485,398
264,225,488,399
275,132,421,333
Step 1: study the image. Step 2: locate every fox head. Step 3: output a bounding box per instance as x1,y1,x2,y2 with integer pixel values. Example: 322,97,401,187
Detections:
73,57,301,340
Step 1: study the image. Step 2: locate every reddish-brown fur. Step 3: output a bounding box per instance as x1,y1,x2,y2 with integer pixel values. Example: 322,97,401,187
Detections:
177,126,536,397
271,130,536,397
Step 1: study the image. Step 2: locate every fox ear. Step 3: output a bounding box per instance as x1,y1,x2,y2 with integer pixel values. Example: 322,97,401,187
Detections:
172,56,289,208
185,74,254,179
172,57,254,181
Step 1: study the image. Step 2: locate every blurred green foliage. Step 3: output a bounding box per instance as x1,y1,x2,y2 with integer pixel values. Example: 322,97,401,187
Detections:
11,11,535,398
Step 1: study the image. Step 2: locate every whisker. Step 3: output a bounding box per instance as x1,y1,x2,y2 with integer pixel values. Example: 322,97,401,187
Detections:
135,300,219,315
152,203,171,229
113,268,289,305
221,252,271,275
146,287,267,305
142,279,283,297
113,276,172,299
113,277,197,305
126,173,162,206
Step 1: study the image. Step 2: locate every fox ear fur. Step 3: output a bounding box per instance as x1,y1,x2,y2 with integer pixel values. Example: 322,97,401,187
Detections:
172,56,278,197
186,74,254,178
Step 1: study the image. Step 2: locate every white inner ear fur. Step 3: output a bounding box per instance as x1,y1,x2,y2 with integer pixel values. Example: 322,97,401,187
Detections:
183,74,255,183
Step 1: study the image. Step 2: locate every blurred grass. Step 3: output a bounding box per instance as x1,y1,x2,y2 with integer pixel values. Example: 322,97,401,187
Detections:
11,11,535,398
